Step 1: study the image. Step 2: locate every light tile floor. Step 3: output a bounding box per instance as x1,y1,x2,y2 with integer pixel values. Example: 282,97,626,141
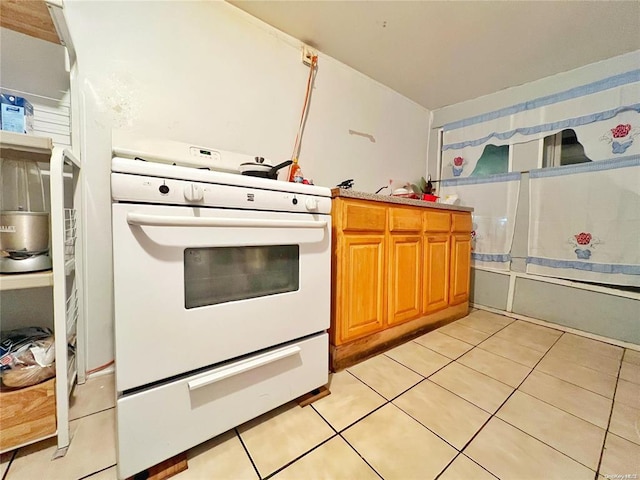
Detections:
2,310,639,480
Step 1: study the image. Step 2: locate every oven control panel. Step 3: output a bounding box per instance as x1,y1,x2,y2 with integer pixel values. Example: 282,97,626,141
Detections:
112,173,332,214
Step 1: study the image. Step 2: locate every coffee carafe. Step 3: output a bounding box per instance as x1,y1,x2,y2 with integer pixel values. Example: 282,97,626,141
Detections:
0,155,52,273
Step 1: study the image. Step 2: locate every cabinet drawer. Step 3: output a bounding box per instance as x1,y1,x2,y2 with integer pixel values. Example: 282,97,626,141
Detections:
116,334,328,479
451,213,472,233
389,208,422,232
424,211,451,232
342,202,386,232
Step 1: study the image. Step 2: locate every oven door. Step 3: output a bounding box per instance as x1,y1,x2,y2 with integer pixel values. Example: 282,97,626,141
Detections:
111,203,331,392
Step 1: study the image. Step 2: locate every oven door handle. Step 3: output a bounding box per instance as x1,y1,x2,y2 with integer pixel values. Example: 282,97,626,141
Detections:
187,345,302,391
127,213,327,229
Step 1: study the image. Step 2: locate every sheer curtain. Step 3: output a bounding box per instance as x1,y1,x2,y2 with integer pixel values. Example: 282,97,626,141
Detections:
440,173,521,271
441,70,640,179
527,156,640,287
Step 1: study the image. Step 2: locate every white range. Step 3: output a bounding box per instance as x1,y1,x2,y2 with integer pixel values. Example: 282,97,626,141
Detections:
110,137,331,479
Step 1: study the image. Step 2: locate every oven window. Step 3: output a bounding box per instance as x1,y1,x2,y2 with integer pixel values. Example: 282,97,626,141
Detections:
184,245,299,308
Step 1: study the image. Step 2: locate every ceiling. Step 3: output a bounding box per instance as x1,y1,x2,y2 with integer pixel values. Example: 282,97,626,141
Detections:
229,1,640,111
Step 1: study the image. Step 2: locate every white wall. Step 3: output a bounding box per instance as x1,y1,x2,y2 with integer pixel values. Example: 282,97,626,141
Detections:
62,1,431,369
0,28,71,146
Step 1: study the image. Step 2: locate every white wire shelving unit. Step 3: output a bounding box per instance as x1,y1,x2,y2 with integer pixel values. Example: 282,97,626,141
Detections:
0,131,85,456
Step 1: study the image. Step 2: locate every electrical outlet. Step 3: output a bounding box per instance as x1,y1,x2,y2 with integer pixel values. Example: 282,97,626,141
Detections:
301,45,316,66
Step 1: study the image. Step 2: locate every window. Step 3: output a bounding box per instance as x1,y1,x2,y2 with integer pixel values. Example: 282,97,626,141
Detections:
543,129,591,167
469,144,509,177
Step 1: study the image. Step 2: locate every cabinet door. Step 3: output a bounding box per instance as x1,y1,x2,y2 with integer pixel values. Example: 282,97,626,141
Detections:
423,234,450,314
388,235,422,325
337,235,386,344
450,234,471,305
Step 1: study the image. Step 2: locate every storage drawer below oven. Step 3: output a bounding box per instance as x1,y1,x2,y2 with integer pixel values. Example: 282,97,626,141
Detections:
116,333,328,479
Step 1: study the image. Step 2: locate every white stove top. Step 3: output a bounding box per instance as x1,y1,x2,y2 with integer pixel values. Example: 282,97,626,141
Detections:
111,132,330,198
112,157,331,198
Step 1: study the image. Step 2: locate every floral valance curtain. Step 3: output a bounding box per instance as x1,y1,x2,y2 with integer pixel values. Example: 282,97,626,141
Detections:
441,70,640,179
440,173,521,271
527,156,640,287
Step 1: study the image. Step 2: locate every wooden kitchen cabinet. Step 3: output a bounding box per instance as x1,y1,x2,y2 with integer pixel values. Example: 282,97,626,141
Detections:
388,207,422,325
332,198,387,344
388,235,422,325
330,192,473,370
422,210,451,315
449,212,472,306
450,234,472,306
423,234,450,314
337,235,386,342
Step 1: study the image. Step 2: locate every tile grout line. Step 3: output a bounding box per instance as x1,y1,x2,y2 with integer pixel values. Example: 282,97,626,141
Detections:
535,353,623,399
475,340,544,368
337,369,408,432
594,355,625,477
346,316,603,479
517,370,614,428
69,405,115,423
256,395,352,480
454,329,565,469
393,315,519,479
327,369,458,478
77,463,117,480
433,451,498,480
382,349,454,381
1,450,17,480
259,318,621,480
464,331,615,475
343,318,515,478
260,434,338,480
234,427,263,480
336,433,385,480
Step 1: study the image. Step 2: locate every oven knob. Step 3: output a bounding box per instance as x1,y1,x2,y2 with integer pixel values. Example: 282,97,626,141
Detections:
184,183,204,202
159,184,170,195
305,198,319,211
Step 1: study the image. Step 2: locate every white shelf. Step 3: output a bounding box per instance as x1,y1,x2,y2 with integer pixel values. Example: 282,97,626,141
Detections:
0,271,53,291
1,131,56,293
0,131,53,162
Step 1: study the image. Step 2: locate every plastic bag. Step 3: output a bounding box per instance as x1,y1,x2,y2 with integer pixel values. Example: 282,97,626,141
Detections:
0,327,55,388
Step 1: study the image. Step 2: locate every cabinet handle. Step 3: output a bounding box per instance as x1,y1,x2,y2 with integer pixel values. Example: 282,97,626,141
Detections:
187,345,302,391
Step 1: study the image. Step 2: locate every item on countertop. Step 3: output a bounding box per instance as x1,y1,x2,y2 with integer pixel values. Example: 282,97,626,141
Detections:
410,175,434,195
422,194,439,202
289,160,304,183
336,179,354,189
0,93,34,134
238,157,293,180
410,175,441,202
0,327,55,388
442,194,459,205
391,187,418,198
375,179,393,195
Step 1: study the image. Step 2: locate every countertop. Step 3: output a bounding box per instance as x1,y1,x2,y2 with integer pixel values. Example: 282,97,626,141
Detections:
331,188,474,212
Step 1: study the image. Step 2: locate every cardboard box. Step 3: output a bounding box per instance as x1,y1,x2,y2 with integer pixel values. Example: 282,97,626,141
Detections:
0,93,34,134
